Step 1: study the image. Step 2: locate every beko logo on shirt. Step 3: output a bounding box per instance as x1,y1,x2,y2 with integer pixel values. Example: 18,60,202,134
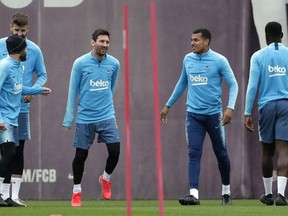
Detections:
189,74,208,85
268,65,286,77
90,80,109,87
90,79,109,91
268,65,286,73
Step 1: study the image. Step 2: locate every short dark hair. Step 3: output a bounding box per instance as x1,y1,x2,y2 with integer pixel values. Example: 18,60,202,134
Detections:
92,29,110,41
265,21,282,38
193,28,211,45
11,12,29,26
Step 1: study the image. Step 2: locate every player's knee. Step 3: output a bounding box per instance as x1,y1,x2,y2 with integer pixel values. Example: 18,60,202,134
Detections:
1,142,17,162
107,143,120,159
74,148,88,162
15,145,24,160
188,147,201,160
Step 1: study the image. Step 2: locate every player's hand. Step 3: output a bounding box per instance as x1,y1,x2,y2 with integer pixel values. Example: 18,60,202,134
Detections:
245,116,254,132
42,87,51,96
22,95,34,103
0,123,7,131
160,105,169,124
221,108,233,125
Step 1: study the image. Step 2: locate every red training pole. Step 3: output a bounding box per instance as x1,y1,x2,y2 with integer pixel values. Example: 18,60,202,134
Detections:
150,2,165,216
123,3,132,216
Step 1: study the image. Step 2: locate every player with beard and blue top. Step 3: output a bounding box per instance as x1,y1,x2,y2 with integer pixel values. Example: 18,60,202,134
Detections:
245,22,288,206
63,29,120,207
0,35,51,207
0,12,47,207
160,28,238,205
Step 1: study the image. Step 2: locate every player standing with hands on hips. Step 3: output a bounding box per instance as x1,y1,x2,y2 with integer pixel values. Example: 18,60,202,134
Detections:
160,28,238,205
245,21,288,206
0,35,51,207
63,29,120,207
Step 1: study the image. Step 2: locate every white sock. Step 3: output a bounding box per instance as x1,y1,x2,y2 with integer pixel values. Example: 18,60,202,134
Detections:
11,177,22,200
73,184,81,193
222,184,230,195
103,171,111,181
1,183,10,200
263,177,273,195
0,177,4,194
189,188,199,199
277,176,287,197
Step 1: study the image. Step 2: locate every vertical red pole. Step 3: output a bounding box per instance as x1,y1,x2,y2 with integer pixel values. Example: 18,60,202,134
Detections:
123,3,132,216
150,2,165,216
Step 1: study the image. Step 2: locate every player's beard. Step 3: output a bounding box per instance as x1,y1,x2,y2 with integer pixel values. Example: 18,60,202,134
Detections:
96,47,108,57
12,33,26,39
19,52,27,61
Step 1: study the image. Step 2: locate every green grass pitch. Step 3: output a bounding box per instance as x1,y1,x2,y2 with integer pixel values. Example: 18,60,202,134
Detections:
0,200,288,216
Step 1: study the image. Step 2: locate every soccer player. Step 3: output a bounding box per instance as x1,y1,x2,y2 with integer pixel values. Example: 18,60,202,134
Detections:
0,12,47,207
160,28,238,205
245,21,288,206
0,35,51,207
63,29,120,207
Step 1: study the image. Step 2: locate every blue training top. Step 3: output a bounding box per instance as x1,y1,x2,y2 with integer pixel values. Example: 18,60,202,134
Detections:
245,43,288,115
63,52,120,128
166,49,238,115
0,56,44,126
0,37,47,113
